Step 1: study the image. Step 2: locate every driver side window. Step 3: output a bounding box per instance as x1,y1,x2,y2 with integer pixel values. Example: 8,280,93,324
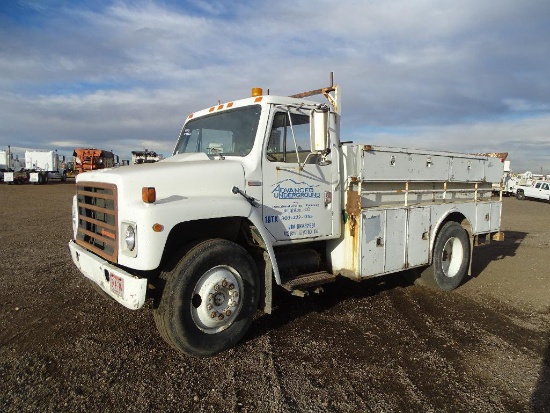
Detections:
266,112,310,163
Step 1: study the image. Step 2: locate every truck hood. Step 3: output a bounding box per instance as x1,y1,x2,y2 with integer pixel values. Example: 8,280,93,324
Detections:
76,154,246,206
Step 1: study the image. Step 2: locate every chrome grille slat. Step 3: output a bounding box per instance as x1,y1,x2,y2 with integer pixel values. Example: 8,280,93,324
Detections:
75,182,118,262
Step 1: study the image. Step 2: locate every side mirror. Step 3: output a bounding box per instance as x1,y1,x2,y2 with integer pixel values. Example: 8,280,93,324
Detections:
310,105,329,153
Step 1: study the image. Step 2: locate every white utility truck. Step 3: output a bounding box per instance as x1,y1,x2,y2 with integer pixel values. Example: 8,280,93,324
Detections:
515,180,550,202
69,81,504,357
505,171,536,196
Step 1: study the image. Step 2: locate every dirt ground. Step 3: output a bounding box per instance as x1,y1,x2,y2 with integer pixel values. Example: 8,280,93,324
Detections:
0,183,549,412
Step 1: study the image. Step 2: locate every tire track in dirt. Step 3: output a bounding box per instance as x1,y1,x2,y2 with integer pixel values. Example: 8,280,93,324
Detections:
223,332,285,413
385,285,548,411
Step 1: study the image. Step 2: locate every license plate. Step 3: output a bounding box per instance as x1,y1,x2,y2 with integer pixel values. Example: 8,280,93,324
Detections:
110,273,124,297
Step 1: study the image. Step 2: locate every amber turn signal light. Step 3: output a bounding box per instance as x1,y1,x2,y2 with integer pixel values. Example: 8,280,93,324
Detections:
142,187,156,203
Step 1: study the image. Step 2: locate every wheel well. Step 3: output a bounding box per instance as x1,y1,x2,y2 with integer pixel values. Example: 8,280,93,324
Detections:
439,212,472,237
160,217,264,269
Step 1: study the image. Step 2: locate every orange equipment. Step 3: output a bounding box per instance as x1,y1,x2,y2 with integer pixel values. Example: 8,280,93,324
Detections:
73,148,116,174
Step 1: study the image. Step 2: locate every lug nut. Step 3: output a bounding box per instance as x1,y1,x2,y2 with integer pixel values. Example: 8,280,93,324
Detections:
228,283,235,290
214,284,220,291
207,304,212,310
218,314,224,321
211,311,217,318
208,293,213,301
225,309,232,316
222,279,228,288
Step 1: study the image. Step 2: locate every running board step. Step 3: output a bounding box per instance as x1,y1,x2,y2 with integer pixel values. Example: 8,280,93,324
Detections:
281,271,336,292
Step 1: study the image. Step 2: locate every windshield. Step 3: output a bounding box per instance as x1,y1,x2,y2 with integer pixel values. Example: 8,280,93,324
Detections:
174,105,261,156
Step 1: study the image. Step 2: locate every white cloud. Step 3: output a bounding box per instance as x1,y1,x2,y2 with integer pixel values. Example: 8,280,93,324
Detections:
0,0,549,171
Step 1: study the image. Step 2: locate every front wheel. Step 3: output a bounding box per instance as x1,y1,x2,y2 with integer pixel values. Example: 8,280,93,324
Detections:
153,239,260,357
420,221,470,291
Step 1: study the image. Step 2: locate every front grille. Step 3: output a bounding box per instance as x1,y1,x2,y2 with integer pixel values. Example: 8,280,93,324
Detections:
76,182,118,262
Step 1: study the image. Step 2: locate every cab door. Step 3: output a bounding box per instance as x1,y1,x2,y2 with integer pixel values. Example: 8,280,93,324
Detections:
534,182,550,200
262,107,335,242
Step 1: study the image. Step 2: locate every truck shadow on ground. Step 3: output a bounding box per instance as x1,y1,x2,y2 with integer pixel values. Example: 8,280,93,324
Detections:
470,230,527,278
532,339,550,412
246,230,528,344
245,272,428,344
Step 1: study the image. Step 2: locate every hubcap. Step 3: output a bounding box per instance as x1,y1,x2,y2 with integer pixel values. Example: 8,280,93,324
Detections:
191,266,243,334
440,236,464,278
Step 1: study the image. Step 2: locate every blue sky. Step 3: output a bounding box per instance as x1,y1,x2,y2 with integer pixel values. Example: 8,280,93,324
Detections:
1,0,549,173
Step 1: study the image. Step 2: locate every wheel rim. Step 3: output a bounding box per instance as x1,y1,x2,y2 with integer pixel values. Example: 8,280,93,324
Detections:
440,236,464,278
190,266,243,334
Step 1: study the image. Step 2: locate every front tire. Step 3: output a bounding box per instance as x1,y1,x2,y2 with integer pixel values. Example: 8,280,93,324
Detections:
420,221,470,291
153,239,260,357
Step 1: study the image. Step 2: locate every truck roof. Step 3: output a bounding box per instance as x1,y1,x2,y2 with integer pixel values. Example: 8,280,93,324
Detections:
345,144,502,161
185,94,321,122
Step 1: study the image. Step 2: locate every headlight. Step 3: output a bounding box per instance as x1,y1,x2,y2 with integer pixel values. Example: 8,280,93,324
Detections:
125,225,136,251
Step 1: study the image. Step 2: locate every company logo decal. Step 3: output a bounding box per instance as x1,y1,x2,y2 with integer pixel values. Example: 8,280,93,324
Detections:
101,228,116,239
272,179,320,199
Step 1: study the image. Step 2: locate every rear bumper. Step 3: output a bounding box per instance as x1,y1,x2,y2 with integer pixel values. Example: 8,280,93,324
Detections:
69,240,147,310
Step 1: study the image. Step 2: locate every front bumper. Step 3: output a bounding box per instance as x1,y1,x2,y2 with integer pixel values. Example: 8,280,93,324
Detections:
69,240,147,310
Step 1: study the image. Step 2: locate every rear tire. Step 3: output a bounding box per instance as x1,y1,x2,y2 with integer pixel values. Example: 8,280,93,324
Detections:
153,239,260,357
420,221,470,291
516,190,525,200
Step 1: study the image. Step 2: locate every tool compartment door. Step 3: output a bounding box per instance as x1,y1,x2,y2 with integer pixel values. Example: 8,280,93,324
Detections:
360,208,408,277
407,206,431,267
360,210,385,277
